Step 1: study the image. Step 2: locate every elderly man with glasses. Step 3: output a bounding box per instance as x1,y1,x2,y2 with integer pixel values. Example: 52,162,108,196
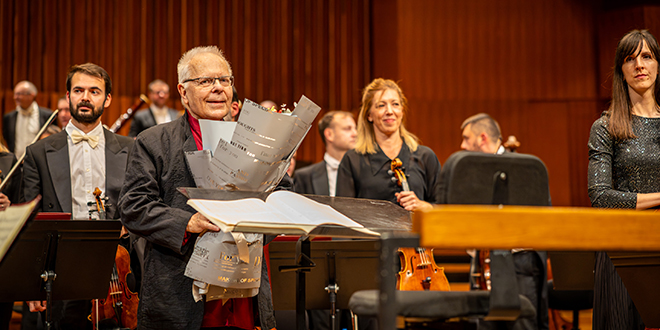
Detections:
119,46,291,330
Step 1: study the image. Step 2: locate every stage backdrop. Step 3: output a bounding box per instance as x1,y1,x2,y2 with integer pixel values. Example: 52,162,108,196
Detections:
1,0,658,206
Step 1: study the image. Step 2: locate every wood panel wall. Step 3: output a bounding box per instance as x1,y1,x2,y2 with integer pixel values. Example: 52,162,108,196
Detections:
2,0,659,207
0,0,370,156
372,0,660,207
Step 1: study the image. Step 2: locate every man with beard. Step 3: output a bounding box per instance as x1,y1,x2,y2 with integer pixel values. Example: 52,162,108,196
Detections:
460,113,504,154
22,63,134,329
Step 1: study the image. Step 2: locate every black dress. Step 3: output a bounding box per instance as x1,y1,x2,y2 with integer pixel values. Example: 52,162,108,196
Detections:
336,144,441,205
587,114,660,330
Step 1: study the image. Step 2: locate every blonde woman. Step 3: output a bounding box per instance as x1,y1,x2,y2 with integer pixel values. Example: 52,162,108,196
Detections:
336,78,440,211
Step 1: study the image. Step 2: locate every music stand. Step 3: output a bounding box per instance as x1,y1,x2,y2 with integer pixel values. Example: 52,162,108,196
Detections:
0,216,122,329
178,188,411,330
436,151,551,323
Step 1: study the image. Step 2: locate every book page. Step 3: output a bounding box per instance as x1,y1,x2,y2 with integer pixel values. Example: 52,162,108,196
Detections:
0,201,37,262
184,150,213,188
187,198,299,231
199,120,236,154
232,100,298,163
210,139,288,191
265,191,364,228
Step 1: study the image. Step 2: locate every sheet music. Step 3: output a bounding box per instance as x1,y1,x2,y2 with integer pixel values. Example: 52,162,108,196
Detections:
187,95,321,192
0,201,38,262
199,120,236,154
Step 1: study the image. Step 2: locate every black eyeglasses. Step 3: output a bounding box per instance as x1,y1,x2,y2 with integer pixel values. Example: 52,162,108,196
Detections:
183,76,234,88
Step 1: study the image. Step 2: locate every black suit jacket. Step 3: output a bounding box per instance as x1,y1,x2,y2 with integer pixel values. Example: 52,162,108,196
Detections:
128,107,180,137
0,152,21,203
22,129,134,219
293,160,330,195
119,114,290,330
2,106,53,153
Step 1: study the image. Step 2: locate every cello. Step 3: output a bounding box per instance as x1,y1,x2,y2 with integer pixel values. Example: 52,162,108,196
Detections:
88,188,139,330
390,158,451,291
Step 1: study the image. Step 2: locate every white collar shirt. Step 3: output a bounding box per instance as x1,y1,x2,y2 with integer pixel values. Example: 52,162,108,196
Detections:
151,105,172,125
324,153,341,197
65,122,106,219
14,101,40,158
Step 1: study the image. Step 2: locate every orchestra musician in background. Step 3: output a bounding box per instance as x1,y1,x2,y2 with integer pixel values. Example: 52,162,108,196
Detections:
3,81,54,158
128,79,180,137
0,140,20,330
456,113,549,330
223,85,242,122
22,63,134,328
56,96,72,129
588,29,660,330
336,78,441,211
294,110,357,197
119,45,292,330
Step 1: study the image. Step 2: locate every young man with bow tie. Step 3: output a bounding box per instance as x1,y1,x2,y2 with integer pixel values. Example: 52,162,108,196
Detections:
21,63,134,329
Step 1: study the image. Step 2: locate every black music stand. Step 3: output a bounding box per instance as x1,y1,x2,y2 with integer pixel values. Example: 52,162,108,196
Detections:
178,188,411,330
0,217,122,329
269,240,380,328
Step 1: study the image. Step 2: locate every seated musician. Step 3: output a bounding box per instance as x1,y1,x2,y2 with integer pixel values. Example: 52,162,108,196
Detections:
336,78,441,211
0,142,21,330
458,113,549,330
21,63,134,328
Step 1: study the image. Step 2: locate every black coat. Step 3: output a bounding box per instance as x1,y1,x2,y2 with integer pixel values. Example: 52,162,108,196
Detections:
293,160,329,195
2,106,54,153
128,107,181,137
22,129,133,219
119,113,288,330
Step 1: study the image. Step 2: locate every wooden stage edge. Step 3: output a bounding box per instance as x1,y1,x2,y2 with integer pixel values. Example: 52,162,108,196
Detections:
413,205,660,251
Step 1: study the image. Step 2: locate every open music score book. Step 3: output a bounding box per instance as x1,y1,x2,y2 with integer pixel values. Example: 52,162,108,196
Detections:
187,191,380,237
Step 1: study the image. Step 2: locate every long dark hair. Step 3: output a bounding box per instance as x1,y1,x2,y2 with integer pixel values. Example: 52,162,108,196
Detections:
608,29,660,140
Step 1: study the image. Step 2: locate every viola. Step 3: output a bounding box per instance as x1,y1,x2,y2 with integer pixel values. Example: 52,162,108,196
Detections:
390,158,450,292
88,187,139,330
90,244,139,330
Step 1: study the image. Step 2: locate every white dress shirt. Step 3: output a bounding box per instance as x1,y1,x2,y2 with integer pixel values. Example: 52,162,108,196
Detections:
14,101,40,158
66,122,106,220
324,153,341,197
151,105,172,125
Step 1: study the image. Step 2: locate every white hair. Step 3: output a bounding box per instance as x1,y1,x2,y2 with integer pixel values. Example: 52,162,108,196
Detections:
177,46,232,84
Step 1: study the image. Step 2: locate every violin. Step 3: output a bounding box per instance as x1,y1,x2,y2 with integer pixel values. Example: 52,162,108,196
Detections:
390,158,450,291
470,250,492,291
90,244,139,330
88,187,139,330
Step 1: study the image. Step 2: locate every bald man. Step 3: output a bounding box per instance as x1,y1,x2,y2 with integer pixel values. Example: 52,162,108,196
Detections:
3,81,53,157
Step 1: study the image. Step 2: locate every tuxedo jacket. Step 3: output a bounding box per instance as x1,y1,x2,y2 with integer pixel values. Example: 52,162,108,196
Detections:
22,129,134,219
293,160,330,195
0,152,21,203
2,106,54,153
128,107,181,137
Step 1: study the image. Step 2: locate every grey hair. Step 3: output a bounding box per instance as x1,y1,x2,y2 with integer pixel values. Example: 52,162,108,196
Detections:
148,79,169,92
177,46,232,84
16,80,38,95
